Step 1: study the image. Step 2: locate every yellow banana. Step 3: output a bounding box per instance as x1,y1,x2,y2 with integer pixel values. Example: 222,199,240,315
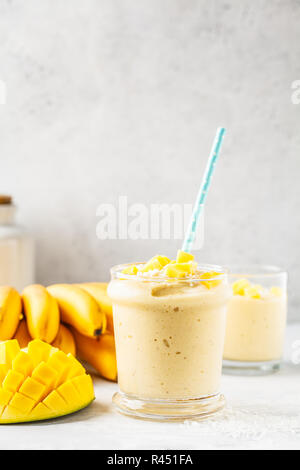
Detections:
52,323,76,356
72,328,117,382
47,284,105,338
13,319,32,348
0,286,22,340
77,283,114,333
22,284,60,343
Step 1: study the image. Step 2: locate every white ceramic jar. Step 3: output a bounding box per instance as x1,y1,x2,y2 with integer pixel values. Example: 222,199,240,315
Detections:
0,196,35,291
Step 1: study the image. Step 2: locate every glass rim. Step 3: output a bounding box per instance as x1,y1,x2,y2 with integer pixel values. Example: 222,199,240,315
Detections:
110,262,228,282
225,264,287,279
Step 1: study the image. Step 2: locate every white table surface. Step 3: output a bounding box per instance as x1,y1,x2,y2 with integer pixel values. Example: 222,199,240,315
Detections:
1,324,299,450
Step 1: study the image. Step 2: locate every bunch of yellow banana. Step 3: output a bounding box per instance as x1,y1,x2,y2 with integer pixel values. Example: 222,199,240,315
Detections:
0,283,116,382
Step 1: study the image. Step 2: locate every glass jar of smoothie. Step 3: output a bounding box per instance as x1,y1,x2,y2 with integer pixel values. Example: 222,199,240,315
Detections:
223,266,287,375
108,254,230,421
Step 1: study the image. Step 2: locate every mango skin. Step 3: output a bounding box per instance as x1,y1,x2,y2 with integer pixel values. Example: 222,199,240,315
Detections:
0,398,94,424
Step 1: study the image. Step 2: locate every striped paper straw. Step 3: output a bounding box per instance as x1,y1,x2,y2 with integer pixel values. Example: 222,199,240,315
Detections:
182,127,226,253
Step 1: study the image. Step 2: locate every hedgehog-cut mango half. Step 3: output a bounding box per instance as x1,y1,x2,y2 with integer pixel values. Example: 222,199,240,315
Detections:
0,339,95,424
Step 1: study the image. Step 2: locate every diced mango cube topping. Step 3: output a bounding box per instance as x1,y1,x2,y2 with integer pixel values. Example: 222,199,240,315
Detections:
153,255,171,267
232,279,251,296
232,279,283,299
176,250,194,264
200,272,222,289
140,256,168,272
244,286,261,299
165,262,197,278
120,250,223,287
270,286,282,297
122,265,138,275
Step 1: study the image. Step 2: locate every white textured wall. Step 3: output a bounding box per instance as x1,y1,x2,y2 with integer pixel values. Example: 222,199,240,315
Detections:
1,0,299,320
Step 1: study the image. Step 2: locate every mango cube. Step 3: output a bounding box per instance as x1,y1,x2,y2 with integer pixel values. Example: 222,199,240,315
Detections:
12,351,34,378
122,265,138,275
65,354,86,380
244,286,261,299
30,402,53,420
48,347,59,357
1,405,22,420
9,392,35,414
141,257,163,272
154,255,170,267
57,380,80,405
28,340,52,367
47,350,71,387
200,272,222,289
2,370,24,393
0,340,20,367
0,388,13,406
43,390,67,411
270,286,282,297
0,364,9,384
176,250,194,263
19,377,46,402
31,362,58,393
71,374,94,402
165,262,197,278
232,279,251,296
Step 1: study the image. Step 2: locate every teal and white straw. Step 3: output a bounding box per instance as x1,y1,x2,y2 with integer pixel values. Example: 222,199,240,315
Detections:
182,127,226,253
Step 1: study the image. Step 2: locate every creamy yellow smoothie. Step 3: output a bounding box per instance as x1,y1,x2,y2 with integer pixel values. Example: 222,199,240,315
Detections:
223,278,287,363
108,252,230,410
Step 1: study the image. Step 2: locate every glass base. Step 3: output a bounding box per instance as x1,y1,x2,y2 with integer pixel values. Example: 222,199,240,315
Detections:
112,391,225,422
222,358,280,376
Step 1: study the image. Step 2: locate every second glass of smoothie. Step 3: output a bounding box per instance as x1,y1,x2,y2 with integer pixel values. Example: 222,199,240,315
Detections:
223,266,287,375
108,252,230,421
